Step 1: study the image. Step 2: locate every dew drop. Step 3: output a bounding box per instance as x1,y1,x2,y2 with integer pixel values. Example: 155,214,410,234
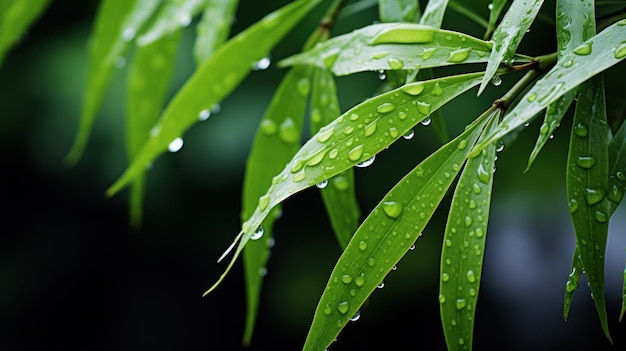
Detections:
356,156,375,168
258,194,270,211
594,210,608,223
416,101,431,115
251,225,264,240
398,111,407,120
467,270,476,283
420,117,432,126
316,179,329,189
253,56,271,70
447,48,471,63
617,172,626,182
608,184,624,203
455,299,467,310
584,188,605,205
401,82,425,96
341,274,353,284
279,118,300,144
491,75,502,86
421,47,437,59
615,43,626,59
355,273,365,287
382,201,404,218
576,156,596,169
387,57,404,69
179,14,192,27
371,51,390,59
526,92,537,102
337,301,350,314
495,140,504,152
476,228,484,238
477,164,491,183
293,171,306,183
364,120,377,136
573,43,592,55
568,198,579,213
563,59,574,68
457,139,468,150
316,127,333,142
439,294,446,304
377,281,385,288
431,83,444,96
539,123,549,135
402,129,415,140
199,109,211,121
348,145,364,162
464,216,473,227
350,310,361,322
473,183,482,194
574,123,588,137
377,102,395,113
442,273,450,282
122,27,136,41
488,3,493,10
389,127,399,138
323,304,332,316
358,241,367,251
296,78,310,96
168,137,183,152
378,70,386,80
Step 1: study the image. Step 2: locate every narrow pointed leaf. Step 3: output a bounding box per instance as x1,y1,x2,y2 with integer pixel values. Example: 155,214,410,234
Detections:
485,0,508,40
126,30,181,229
566,75,612,342
311,68,360,249
607,119,626,217
279,23,530,76
0,0,51,69
303,112,491,351
66,0,162,164
137,0,209,46
470,20,626,157
378,0,420,23
106,0,323,197
440,110,498,351
478,0,543,95
193,0,238,65
241,65,313,345
526,0,593,171
563,245,584,321
419,0,448,27
203,72,486,295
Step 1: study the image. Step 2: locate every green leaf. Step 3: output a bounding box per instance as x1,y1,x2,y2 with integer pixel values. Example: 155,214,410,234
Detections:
566,74,612,343
241,65,313,345
137,0,209,46
311,68,360,249
126,29,181,230
0,0,51,69
607,119,626,217
621,264,626,322
563,245,584,321
485,0,508,39
66,0,162,164
106,0,323,197
203,72,486,296
378,0,420,23
193,0,238,65
303,110,491,351
279,23,530,76
526,0,593,171
419,0,448,27
440,109,498,351
478,0,544,95
470,19,626,157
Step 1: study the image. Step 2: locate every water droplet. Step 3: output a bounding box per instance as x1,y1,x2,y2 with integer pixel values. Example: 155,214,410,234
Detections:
114,56,127,69
563,59,574,68
168,137,183,152
388,57,404,69
568,198,579,213
316,179,329,189
358,241,367,251
371,52,390,59
573,43,592,55
122,27,136,41
323,304,332,315
420,117,432,126
369,26,435,45
488,3,493,10
476,228,484,238
455,299,467,310
355,273,365,286
389,127,399,138
279,118,300,144
439,294,446,304
422,47,437,60
467,270,476,283
491,75,502,86
442,273,450,282
251,225,264,240
259,267,268,277
199,109,211,121
464,216,473,227
617,172,626,182
378,70,386,80
473,183,482,194
615,43,626,59
431,83,443,96
316,127,333,142
343,126,355,135
382,201,404,218
253,56,271,70
401,82,425,96
350,310,361,321
416,101,431,115
539,123,549,135
402,129,415,139
356,156,375,168
457,139,468,150
458,337,465,345
495,140,504,152
179,14,192,27
377,281,385,288
296,78,310,96
377,102,395,113
594,211,608,223
574,123,588,137
477,164,491,183
258,194,270,211
337,301,350,314
608,184,624,203
398,111,407,120
341,274,353,284
576,156,596,169
526,92,537,102
447,48,471,63
584,188,605,205
293,171,306,183
348,145,364,162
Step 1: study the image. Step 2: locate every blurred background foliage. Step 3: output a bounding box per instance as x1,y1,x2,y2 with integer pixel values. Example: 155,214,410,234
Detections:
1,0,626,350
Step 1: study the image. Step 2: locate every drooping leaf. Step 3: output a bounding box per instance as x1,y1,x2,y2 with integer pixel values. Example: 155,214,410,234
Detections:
126,29,181,230
485,0,508,39
419,0,448,27
303,110,491,351
106,0,323,197
204,72,487,296
566,74,612,343
137,0,209,46
378,0,420,23
607,118,626,217
526,0,594,171
440,109,498,351
478,0,544,95
241,65,313,345
66,0,162,164
279,23,530,76
0,0,51,69
311,68,360,249
470,19,626,156
193,0,238,65
563,245,584,321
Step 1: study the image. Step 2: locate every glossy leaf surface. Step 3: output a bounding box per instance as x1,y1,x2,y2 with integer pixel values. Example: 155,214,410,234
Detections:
193,0,238,64
378,0,420,22
137,0,208,46
419,0,448,27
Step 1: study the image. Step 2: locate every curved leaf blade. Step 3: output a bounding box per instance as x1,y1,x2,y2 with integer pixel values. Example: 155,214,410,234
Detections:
0,0,51,68
137,0,209,46
470,19,626,157
485,0,508,39
440,110,498,351
378,0,420,23
478,0,544,95
303,112,491,351
193,0,238,65
203,72,486,295
563,245,584,321
607,119,626,217
279,24,525,76
419,0,448,27
566,75,612,342
106,0,323,197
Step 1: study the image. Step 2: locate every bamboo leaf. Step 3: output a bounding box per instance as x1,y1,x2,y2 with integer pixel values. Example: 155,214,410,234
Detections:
193,0,238,65
563,245,584,321
126,29,181,230
303,110,491,351
419,0,448,27
470,19,626,157
137,0,209,46
241,65,313,345
106,0,323,197
311,68,360,249
485,0,508,39
0,0,51,69
607,119,626,217
203,72,486,296
526,0,593,171
440,110,498,351
66,0,162,164
478,0,544,95
279,23,530,76
378,0,420,23
566,75,612,343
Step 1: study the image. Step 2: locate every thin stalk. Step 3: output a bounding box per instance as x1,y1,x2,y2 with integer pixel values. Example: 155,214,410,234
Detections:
304,0,348,50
